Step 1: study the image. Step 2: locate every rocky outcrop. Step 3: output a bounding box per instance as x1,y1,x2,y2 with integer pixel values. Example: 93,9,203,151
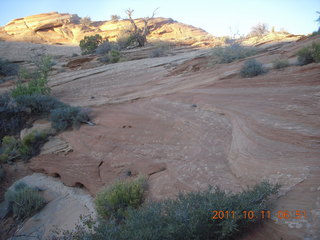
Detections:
6,173,96,240
26,35,320,239
4,12,79,35
0,12,219,47
241,32,303,47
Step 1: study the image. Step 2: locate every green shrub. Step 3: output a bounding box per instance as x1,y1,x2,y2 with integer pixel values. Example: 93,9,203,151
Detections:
15,94,66,116
50,106,90,131
0,58,19,77
11,77,50,97
94,176,147,221
11,55,53,98
240,59,266,77
296,42,320,65
19,130,48,161
98,49,121,64
0,136,20,162
95,40,119,55
59,181,279,240
0,93,27,139
272,58,289,69
0,131,48,162
5,182,45,220
0,92,90,140
109,50,120,63
211,44,258,64
79,34,103,55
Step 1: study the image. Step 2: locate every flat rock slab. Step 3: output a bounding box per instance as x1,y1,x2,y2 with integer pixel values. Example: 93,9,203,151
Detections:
8,173,96,240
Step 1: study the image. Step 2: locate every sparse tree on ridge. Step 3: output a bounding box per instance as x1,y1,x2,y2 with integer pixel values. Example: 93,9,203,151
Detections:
111,15,121,21
80,16,92,27
124,8,158,47
249,23,269,37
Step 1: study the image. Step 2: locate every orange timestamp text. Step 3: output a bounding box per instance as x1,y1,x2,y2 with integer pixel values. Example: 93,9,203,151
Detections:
212,210,307,220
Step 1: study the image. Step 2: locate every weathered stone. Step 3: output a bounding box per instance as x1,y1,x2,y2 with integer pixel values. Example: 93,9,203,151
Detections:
40,137,72,155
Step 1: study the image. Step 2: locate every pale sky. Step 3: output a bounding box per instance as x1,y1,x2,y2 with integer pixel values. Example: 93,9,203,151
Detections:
0,0,319,36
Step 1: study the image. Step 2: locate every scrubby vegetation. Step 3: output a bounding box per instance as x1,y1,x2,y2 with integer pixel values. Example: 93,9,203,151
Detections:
79,34,103,55
0,93,27,139
272,58,289,69
296,42,320,65
0,93,90,140
5,182,45,220
249,23,269,37
54,181,279,240
80,16,92,27
211,44,258,64
111,15,121,21
1,52,90,165
79,35,121,62
98,49,121,64
11,54,53,97
95,176,147,222
14,94,66,116
0,131,48,163
95,40,119,55
0,58,19,79
50,106,90,131
149,43,170,58
240,59,266,77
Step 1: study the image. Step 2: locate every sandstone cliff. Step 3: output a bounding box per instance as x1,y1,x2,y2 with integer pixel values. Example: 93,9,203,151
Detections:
0,12,218,47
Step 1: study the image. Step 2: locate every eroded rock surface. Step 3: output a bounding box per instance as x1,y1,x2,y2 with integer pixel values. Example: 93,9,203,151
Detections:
27,35,320,239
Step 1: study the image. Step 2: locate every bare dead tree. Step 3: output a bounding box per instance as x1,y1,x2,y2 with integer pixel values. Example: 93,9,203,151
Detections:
124,8,158,47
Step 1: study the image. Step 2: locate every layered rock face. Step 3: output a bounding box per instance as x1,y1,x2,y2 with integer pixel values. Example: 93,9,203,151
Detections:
0,12,218,46
24,36,320,239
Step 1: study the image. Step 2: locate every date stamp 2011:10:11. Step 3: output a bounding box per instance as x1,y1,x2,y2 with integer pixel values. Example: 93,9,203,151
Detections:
212,210,307,220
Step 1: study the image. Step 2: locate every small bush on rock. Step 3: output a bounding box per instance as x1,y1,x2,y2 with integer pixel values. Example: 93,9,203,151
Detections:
79,34,103,55
0,131,48,162
109,50,120,63
19,130,48,161
0,93,27,139
296,42,320,65
240,59,266,77
0,58,19,78
11,55,53,98
15,94,66,116
5,182,45,220
50,106,90,131
98,50,121,64
149,43,170,58
0,136,20,163
211,44,258,64
272,58,289,69
95,176,147,221
95,40,119,55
